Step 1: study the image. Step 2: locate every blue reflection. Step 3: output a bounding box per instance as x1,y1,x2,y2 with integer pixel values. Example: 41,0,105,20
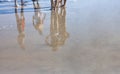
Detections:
0,0,50,14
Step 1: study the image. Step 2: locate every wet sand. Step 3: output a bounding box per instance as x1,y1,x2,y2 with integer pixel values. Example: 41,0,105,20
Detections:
0,0,120,74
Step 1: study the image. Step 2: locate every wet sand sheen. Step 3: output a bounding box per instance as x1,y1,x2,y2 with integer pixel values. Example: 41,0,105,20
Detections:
0,0,120,74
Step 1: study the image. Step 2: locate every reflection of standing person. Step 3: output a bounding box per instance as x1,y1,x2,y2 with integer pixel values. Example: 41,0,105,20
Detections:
32,0,46,35
15,5,25,49
46,7,69,51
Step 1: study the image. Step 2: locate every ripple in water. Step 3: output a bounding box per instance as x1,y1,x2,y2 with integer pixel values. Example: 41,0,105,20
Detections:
0,25,13,31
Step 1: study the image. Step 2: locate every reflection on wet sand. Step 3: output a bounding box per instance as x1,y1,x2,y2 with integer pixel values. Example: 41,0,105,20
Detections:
32,0,46,35
14,1,68,50
2,0,120,73
15,5,25,49
46,7,69,51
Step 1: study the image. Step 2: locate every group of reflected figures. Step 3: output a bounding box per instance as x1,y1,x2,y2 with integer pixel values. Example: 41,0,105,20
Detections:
15,0,69,51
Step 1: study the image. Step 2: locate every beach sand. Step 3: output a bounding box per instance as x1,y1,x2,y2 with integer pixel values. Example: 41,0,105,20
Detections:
0,0,120,74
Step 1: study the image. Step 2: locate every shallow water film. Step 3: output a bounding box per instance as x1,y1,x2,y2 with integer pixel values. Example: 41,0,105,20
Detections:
0,0,120,74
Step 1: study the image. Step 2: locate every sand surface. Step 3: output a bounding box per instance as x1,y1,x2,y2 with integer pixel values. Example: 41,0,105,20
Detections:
0,0,120,74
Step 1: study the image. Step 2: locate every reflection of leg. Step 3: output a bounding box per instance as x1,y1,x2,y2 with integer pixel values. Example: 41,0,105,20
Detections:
55,0,61,8
51,0,53,8
15,0,19,7
33,2,36,9
21,0,24,5
18,32,25,49
15,7,18,13
51,0,55,10
37,1,40,8
33,1,40,9
61,0,66,7
55,0,57,7
64,0,66,6
40,13,46,23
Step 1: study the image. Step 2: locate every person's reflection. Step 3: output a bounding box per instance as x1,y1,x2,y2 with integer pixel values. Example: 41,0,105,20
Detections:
46,7,69,51
32,0,46,35
15,5,25,49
